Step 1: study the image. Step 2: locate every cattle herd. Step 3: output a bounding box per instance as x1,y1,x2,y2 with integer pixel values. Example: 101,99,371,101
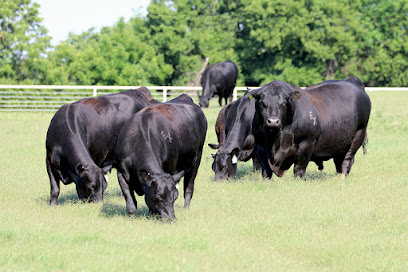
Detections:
46,60,371,221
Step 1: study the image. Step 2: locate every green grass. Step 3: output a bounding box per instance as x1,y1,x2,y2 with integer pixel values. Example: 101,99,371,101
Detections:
0,91,407,271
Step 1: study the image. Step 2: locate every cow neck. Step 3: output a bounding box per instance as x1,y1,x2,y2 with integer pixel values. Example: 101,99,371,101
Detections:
133,143,164,178
203,73,213,98
65,137,98,170
64,105,98,169
266,129,281,148
219,98,250,155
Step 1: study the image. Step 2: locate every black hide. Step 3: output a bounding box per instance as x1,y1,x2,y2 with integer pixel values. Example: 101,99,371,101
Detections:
115,94,207,220
46,87,151,205
198,60,238,107
251,77,371,178
209,93,261,180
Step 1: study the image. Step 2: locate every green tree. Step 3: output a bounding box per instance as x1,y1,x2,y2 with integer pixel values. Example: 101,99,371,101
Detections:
350,0,408,86
236,0,368,86
0,0,51,84
45,17,173,86
146,0,243,85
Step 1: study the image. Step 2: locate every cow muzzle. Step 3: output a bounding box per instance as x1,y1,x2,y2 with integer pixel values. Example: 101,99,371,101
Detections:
266,117,281,128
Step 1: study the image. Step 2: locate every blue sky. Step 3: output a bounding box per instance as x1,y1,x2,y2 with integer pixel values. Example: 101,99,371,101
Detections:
35,0,151,45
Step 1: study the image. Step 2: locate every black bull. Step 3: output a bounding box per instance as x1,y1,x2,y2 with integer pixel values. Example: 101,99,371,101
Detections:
250,78,371,178
198,60,238,108
115,94,207,220
46,87,151,205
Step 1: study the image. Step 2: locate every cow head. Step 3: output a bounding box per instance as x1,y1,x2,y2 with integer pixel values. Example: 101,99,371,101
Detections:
198,92,211,108
139,170,185,221
211,150,239,180
198,81,215,108
250,82,301,132
75,164,107,203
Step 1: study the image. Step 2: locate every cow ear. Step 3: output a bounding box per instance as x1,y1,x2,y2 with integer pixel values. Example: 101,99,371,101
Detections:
231,148,240,164
290,91,301,101
208,143,219,149
232,155,238,164
249,89,261,99
172,171,185,183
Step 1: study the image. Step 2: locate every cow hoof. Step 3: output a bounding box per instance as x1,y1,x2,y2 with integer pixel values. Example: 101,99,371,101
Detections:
127,205,137,215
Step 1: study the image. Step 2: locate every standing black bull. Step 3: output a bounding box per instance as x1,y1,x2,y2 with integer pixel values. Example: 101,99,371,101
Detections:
208,93,261,180
46,87,151,205
115,94,207,220
198,60,238,108
250,77,371,179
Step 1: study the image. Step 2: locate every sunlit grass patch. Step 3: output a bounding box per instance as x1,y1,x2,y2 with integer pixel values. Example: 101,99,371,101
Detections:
0,92,407,271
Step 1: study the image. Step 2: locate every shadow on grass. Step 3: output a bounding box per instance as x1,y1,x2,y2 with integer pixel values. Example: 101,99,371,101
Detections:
232,163,337,182
100,202,149,218
302,171,337,181
37,191,82,206
235,163,257,179
103,187,123,198
38,186,124,206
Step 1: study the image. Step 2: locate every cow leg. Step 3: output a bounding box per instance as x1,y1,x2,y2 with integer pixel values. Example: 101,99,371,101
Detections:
219,96,223,106
182,150,203,208
255,149,273,178
252,156,262,172
333,155,345,174
117,171,137,215
182,168,194,209
340,128,367,178
47,159,60,206
293,140,314,178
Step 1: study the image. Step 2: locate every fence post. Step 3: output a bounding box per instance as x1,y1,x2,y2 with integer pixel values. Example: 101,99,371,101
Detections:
163,88,167,102
233,87,238,101
93,88,97,97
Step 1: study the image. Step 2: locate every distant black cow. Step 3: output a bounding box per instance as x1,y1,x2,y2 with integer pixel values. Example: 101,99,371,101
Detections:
115,94,207,220
208,93,261,180
250,77,371,179
46,88,151,205
198,60,238,108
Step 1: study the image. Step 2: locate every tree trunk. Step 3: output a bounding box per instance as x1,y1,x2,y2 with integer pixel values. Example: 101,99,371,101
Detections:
192,56,210,86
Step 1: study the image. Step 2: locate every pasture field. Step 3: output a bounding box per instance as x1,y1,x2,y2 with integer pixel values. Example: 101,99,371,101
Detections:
0,91,407,271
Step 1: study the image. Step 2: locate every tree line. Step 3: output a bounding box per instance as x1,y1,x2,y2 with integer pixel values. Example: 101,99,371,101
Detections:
1,0,408,87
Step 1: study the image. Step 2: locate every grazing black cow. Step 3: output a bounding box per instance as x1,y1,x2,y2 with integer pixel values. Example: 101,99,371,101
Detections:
198,60,238,108
250,78,371,179
46,87,151,205
115,94,207,220
208,93,261,180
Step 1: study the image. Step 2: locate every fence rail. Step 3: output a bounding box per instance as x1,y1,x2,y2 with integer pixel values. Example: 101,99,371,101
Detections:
0,85,407,111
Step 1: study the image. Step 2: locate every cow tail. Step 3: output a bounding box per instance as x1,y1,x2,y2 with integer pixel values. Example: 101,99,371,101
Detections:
362,132,368,154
